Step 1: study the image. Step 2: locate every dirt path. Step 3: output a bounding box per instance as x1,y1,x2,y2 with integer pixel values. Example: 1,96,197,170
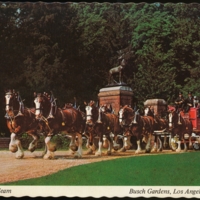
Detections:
0,149,191,184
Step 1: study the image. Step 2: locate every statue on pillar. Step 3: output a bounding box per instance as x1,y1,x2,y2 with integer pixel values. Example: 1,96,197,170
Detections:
108,45,133,86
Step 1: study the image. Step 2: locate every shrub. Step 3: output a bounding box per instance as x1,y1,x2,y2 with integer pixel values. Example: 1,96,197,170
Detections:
20,132,87,150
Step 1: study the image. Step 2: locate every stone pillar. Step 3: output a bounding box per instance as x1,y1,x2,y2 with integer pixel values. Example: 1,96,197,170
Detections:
98,86,133,115
144,99,167,116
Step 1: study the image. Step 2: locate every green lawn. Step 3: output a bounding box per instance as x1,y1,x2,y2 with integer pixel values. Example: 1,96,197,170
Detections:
2,151,200,186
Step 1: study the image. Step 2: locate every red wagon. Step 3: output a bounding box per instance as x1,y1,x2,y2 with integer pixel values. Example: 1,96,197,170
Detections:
144,99,200,151
182,108,200,150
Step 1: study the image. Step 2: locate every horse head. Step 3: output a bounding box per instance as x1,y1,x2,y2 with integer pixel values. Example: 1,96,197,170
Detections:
34,92,52,120
118,105,134,124
100,104,113,114
5,89,22,119
84,100,99,126
144,106,154,117
167,107,181,130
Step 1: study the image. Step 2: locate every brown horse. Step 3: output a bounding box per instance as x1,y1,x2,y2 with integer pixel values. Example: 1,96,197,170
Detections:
84,101,121,156
119,105,154,154
5,89,41,158
144,106,169,152
34,92,85,159
168,108,193,152
118,105,135,152
100,104,123,151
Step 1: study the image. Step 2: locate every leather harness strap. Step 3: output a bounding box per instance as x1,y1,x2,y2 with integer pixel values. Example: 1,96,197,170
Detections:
58,108,66,123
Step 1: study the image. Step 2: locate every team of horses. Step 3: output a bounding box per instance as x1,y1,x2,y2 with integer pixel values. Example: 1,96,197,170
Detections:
4,89,194,159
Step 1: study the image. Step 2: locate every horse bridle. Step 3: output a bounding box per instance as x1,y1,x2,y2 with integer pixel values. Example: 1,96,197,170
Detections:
119,107,135,127
34,96,43,115
118,108,124,123
5,92,13,111
168,112,174,129
33,96,53,134
85,106,94,126
5,92,22,119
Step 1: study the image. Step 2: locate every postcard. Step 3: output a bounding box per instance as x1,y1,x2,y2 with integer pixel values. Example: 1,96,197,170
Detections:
0,1,200,198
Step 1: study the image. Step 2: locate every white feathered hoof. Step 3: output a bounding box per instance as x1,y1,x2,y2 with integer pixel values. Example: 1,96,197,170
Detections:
106,151,111,155
145,148,151,153
74,152,82,158
111,149,116,153
15,151,24,159
43,152,54,160
85,148,93,155
176,148,181,153
113,145,120,151
151,148,157,153
135,149,141,154
119,147,126,152
68,149,75,155
95,151,102,156
28,144,36,152
9,145,18,153
70,144,78,152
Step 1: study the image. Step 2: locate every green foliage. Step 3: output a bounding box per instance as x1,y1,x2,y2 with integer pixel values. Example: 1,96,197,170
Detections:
20,133,44,149
50,134,71,150
19,132,79,150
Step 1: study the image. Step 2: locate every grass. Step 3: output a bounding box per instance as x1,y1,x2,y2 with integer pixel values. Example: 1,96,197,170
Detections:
2,151,200,186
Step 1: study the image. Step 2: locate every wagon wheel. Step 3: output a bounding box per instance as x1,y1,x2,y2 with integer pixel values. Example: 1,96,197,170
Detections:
193,142,200,151
159,138,163,151
169,137,178,151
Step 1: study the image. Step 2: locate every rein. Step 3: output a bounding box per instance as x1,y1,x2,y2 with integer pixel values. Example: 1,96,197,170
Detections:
5,109,23,120
5,95,24,119
58,108,66,125
38,115,53,136
8,116,15,132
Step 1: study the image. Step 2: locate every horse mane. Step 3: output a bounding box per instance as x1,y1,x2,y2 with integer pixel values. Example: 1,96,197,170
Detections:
63,103,74,109
144,106,154,117
123,105,134,112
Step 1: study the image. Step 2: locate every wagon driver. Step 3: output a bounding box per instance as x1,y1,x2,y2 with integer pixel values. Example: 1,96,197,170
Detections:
184,92,194,113
175,92,185,112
